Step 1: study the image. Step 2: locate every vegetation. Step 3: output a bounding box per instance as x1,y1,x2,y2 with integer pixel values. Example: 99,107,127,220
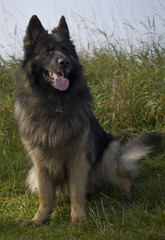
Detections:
0,35,165,239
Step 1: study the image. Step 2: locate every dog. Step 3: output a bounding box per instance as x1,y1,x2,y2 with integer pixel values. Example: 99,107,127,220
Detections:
14,15,162,227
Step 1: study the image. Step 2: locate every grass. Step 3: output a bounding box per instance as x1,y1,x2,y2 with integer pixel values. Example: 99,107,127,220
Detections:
0,38,165,239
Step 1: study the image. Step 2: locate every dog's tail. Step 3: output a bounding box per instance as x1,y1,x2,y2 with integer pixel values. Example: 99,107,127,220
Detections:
120,132,162,162
115,132,162,179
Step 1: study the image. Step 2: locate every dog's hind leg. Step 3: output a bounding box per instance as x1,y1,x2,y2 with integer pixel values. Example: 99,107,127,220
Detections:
68,152,90,223
100,141,138,201
114,132,162,200
112,168,133,201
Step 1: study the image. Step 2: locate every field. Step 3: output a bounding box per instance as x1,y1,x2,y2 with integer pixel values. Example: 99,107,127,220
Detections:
0,37,165,239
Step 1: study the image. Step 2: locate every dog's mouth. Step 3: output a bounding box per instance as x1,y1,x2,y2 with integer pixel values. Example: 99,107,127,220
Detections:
43,70,69,91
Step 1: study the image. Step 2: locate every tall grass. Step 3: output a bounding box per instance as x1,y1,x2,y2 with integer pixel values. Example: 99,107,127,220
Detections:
81,41,165,140
0,16,165,240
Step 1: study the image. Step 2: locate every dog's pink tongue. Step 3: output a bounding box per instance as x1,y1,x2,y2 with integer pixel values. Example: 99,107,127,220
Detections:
52,73,69,91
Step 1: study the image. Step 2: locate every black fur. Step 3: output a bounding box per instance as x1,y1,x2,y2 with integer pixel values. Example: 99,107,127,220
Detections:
90,115,115,165
15,15,114,171
14,15,162,226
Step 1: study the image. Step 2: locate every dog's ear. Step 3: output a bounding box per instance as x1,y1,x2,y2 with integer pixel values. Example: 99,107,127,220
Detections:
24,15,47,46
52,16,70,39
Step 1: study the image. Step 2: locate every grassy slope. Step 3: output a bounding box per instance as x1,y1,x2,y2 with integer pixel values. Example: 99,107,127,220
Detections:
0,45,165,240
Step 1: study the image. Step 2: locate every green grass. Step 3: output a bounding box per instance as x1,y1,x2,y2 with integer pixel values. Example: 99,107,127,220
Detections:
0,41,165,240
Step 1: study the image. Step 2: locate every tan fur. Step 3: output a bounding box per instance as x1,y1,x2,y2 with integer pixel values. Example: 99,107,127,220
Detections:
24,138,139,226
68,151,90,222
32,170,55,226
23,127,90,226
88,141,138,196
16,16,161,227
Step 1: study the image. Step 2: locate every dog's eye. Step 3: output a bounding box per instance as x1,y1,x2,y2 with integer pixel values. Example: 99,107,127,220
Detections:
47,48,54,54
42,48,54,54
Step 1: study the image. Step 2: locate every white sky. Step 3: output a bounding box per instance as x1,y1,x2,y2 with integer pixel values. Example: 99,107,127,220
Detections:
0,0,165,59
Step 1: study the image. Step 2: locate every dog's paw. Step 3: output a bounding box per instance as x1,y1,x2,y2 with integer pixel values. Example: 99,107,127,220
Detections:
22,220,36,228
120,192,133,202
71,215,86,224
22,219,46,228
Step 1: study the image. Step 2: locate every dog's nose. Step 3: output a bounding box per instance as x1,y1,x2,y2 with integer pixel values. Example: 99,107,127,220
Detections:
58,57,70,68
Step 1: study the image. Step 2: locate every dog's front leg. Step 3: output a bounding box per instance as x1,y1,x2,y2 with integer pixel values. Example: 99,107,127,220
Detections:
69,154,90,223
24,169,55,227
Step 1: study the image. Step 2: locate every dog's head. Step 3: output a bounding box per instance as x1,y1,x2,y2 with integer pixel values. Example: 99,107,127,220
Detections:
23,15,81,92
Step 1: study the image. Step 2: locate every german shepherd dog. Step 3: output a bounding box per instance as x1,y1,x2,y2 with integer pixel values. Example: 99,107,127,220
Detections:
14,15,162,227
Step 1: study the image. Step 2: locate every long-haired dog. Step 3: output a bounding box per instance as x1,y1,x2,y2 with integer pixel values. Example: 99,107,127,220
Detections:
14,15,162,227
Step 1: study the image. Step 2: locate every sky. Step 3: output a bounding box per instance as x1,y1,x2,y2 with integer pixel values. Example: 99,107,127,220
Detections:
0,0,165,59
